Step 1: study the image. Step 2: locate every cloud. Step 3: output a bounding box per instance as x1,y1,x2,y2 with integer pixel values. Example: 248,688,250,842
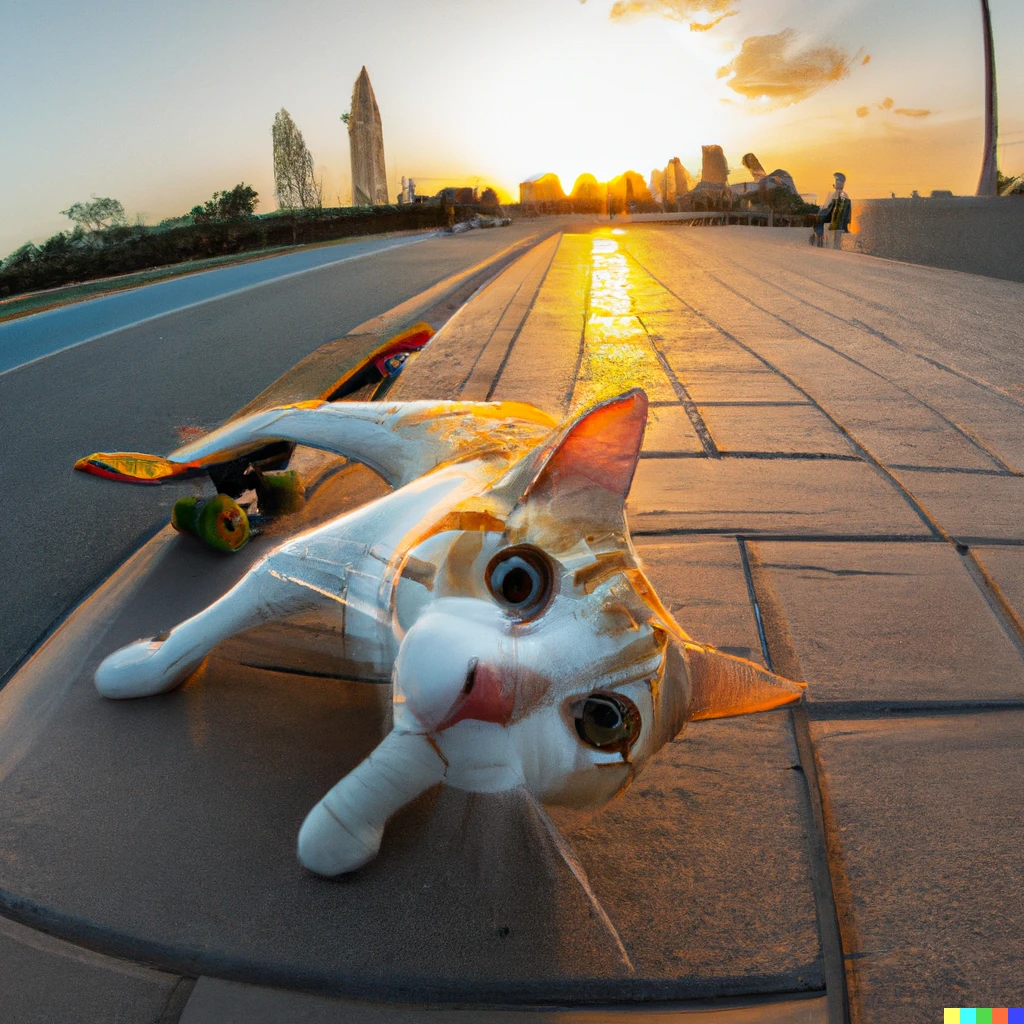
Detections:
716,29,864,106
857,98,933,119
594,0,738,29
690,13,735,31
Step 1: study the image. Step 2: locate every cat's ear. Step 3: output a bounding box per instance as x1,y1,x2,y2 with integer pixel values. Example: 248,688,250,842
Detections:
663,639,805,722
506,389,647,531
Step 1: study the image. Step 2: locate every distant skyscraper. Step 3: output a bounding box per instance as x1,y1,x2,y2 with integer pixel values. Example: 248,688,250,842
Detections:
349,67,388,206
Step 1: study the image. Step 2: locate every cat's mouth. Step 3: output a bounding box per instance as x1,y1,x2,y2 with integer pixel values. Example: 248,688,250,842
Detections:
435,658,515,730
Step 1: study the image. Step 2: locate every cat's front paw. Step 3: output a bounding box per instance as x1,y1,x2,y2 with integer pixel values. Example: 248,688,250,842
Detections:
297,802,384,877
94,637,197,699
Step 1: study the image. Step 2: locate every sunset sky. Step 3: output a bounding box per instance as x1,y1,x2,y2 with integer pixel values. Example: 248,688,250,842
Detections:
2,0,1023,255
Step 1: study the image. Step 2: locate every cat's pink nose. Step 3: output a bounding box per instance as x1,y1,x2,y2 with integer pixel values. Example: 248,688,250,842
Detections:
436,660,514,730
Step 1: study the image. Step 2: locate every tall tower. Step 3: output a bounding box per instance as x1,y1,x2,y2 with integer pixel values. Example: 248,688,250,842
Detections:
977,0,998,197
349,67,388,206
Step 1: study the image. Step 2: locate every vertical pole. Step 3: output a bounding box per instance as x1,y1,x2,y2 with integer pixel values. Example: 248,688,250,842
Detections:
977,0,998,197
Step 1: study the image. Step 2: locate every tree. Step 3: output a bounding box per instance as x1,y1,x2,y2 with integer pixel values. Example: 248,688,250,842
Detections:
60,196,126,232
271,109,322,210
190,183,259,223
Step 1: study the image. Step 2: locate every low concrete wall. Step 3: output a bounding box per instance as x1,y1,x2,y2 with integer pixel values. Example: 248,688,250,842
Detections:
847,197,1024,283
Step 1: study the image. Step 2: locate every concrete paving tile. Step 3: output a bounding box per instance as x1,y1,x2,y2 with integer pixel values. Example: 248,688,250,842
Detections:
489,236,591,417
810,713,1024,1023
656,336,770,375
640,404,703,454
181,977,827,1023
664,346,773,375
555,710,823,997
634,537,766,665
489,317,582,417
896,469,1024,541
740,339,1005,472
629,458,930,537
391,235,560,402
572,315,678,410
460,327,519,400
973,547,1024,625
635,309,714,337
0,914,185,1024
694,231,1024,401
752,541,1024,703
699,405,854,456
678,371,807,404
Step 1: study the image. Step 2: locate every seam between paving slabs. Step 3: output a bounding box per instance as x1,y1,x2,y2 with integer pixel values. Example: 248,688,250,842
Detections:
565,237,594,410
627,249,1024,660
691,240,1024,420
632,530,1024,548
636,313,719,456
739,539,851,1024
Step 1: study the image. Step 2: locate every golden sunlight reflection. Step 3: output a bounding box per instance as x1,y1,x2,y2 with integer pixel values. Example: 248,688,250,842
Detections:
572,233,676,411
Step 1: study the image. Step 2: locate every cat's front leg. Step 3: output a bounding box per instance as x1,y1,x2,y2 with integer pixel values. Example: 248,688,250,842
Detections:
297,729,445,876
95,559,318,699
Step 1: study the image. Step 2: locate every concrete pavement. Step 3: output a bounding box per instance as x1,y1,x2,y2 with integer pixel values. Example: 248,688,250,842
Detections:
1,223,1022,1021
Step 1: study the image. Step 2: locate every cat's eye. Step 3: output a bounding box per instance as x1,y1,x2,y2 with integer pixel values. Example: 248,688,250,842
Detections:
573,694,641,752
485,546,554,620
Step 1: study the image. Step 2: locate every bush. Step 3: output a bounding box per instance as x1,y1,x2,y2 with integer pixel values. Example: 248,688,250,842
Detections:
191,183,260,224
0,204,450,298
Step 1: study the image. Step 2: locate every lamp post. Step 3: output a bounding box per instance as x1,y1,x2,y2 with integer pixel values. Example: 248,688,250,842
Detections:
977,0,998,196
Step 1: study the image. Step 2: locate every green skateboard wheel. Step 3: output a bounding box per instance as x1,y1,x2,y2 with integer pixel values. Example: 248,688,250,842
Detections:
255,470,306,516
172,494,250,552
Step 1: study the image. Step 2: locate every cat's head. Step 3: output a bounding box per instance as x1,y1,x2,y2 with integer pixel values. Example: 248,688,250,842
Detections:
389,390,803,807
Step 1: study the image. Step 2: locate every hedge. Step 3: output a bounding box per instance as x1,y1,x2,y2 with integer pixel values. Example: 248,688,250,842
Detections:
0,204,469,298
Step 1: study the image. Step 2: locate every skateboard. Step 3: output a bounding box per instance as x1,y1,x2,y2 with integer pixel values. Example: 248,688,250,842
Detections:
74,322,435,551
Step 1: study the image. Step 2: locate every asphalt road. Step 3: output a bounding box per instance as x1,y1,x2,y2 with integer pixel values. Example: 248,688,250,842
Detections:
0,232,436,375
0,223,542,685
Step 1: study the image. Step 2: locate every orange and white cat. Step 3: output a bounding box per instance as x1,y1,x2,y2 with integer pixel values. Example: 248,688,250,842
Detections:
94,389,804,876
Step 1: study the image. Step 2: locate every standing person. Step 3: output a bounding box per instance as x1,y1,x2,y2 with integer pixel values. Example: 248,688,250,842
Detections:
813,172,851,248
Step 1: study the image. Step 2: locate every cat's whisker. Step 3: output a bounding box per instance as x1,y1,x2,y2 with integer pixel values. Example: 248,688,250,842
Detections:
524,789,635,976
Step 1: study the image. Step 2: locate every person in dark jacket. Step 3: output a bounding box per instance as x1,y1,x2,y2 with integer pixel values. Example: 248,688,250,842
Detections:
812,172,852,248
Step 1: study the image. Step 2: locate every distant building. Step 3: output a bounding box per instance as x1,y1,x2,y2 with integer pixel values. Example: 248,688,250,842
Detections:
571,173,605,202
349,67,388,206
519,173,565,203
607,171,652,205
